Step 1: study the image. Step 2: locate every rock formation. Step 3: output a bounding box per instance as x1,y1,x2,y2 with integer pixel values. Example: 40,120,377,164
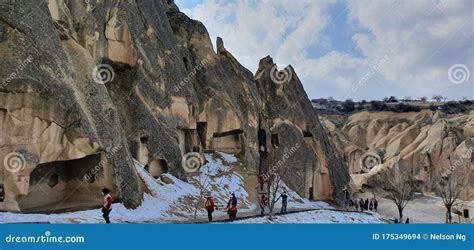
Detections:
320,110,473,201
0,0,349,213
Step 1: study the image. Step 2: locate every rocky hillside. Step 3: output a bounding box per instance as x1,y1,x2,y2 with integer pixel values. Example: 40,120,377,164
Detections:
0,0,349,213
320,110,473,200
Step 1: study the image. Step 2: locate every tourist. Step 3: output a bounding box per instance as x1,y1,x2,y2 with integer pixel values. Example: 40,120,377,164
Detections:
373,199,378,212
354,200,359,211
259,194,267,216
101,188,113,224
359,198,364,212
259,145,266,158
0,186,4,202
405,218,410,224
227,193,238,220
364,198,369,210
280,191,288,213
369,200,373,211
205,195,216,222
258,175,265,191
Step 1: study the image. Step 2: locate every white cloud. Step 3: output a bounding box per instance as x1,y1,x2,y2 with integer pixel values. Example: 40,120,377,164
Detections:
180,0,474,100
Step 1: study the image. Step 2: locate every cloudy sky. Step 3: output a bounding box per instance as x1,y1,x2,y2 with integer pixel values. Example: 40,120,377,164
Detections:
175,0,473,101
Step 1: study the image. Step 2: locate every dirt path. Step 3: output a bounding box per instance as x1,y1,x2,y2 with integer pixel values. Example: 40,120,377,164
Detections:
160,207,376,224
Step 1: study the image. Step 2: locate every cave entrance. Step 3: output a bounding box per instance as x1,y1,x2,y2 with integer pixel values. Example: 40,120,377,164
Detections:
145,159,169,178
19,154,106,213
182,57,189,70
178,129,199,154
271,133,279,147
309,187,314,200
258,128,267,149
211,129,243,154
303,130,315,147
197,122,207,149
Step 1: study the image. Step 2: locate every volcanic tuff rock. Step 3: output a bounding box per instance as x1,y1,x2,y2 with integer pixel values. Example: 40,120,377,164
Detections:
0,0,349,213
321,110,473,200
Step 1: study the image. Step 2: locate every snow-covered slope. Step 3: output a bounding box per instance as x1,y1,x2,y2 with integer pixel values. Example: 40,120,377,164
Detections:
0,152,384,224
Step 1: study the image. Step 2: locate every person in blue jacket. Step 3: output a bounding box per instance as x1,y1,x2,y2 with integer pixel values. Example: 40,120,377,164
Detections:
226,193,238,220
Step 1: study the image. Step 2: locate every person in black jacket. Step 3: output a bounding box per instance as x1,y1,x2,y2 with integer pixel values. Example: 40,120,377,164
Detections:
0,186,4,202
280,191,288,213
359,198,364,212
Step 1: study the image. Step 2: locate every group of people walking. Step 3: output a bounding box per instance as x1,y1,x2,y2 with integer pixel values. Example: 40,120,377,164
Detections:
205,192,238,222
204,190,289,222
349,198,378,212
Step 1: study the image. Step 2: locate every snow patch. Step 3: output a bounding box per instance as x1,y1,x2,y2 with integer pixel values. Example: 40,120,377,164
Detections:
229,210,384,224
0,152,254,223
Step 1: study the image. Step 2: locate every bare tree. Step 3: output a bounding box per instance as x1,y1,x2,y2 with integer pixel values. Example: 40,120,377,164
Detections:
374,166,415,222
189,163,225,222
260,149,290,220
432,95,444,102
189,169,211,222
432,169,466,223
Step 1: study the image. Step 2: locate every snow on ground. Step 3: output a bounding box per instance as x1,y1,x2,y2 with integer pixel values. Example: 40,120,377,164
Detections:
376,195,474,224
0,152,254,223
0,151,384,224
227,210,384,224
280,182,332,210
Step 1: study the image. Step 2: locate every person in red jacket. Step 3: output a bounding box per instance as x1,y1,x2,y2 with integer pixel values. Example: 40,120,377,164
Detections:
204,195,216,222
101,188,113,224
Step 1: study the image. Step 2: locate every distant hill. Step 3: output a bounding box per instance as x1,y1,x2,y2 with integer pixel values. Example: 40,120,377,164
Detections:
312,98,474,115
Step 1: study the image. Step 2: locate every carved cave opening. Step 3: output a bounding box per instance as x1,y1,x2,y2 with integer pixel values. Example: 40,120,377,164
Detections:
145,159,169,179
197,122,207,149
271,133,279,147
179,129,199,154
303,130,313,137
19,154,105,213
211,129,243,154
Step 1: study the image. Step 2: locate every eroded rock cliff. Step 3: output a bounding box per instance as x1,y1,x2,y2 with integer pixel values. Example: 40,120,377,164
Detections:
321,110,473,200
0,0,349,213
